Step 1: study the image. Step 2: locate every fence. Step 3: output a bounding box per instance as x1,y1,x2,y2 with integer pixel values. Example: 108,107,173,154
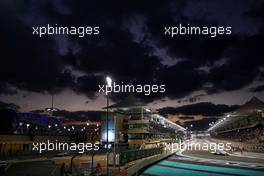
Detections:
119,147,163,165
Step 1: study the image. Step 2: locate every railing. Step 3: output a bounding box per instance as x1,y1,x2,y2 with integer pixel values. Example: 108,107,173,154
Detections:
119,147,163,165
127,119,149,124
127,128,150,134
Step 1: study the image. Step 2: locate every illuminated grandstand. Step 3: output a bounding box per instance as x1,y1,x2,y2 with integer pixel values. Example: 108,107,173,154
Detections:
208,97,264,145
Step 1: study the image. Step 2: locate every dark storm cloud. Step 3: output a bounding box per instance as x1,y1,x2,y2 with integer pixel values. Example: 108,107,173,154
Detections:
0,101,20,110
0,83,17,95
207,36,264,93
156,61,208,99
0,0,75,95
54,110,103,121
0,0,264,104
73,75,103,99
249,84,264,92
177,94,205,104
158,102,239,116
141,0,264,97
182,0,264,35
31,109,103,121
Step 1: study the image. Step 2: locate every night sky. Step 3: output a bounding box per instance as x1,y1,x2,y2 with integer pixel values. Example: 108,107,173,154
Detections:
0,0,264,115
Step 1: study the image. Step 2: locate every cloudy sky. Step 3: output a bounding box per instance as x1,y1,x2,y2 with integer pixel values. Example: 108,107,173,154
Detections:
0,0,264,112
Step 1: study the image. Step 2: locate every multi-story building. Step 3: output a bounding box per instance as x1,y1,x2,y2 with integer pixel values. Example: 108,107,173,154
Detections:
101,95,186,149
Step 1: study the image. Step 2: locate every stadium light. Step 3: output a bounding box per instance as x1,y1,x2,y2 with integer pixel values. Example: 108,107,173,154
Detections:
106,76,112,87
146,108,151,112
105,76,112,176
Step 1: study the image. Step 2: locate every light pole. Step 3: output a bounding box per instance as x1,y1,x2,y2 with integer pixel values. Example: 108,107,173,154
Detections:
106,76,112,176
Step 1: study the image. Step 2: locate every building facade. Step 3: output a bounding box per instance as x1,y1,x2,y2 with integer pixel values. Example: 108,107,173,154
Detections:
101,95,186,149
